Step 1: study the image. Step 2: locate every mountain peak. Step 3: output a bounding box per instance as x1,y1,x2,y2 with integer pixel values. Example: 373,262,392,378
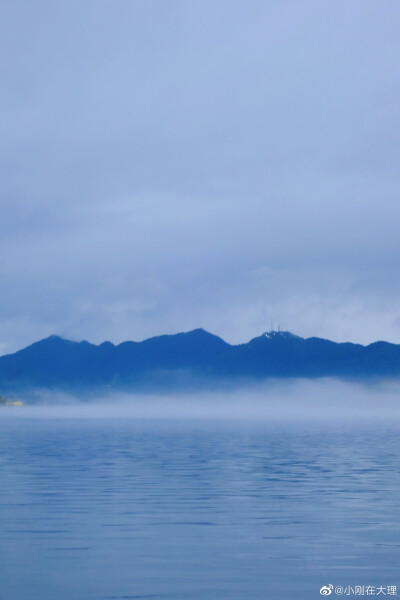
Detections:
262,330,303,340
187,328,216,337
34,334,70,346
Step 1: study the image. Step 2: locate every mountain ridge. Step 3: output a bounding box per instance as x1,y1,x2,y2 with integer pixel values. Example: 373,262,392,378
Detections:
1,329,400,393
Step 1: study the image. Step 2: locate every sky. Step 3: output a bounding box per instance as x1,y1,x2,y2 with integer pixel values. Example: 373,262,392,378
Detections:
1,0,400,354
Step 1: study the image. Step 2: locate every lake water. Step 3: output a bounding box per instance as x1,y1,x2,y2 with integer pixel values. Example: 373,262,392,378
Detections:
1,413,400,599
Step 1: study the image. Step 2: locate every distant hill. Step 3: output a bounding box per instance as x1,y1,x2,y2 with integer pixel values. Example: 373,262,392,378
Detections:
1,329,400,393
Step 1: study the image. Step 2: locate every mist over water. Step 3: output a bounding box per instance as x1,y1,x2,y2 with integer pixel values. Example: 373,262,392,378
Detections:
5,378,400,422
2,382,400,600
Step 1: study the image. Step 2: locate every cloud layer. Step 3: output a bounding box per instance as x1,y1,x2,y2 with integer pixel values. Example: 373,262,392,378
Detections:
1,1,400,353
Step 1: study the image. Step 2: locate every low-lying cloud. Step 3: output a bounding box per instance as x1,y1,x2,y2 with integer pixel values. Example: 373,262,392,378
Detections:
4,379,400,423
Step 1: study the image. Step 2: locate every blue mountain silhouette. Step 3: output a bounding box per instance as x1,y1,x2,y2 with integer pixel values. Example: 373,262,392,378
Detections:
1,329,399,392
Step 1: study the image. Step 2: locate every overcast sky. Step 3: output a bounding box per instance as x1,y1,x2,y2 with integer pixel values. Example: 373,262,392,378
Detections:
1,0,400,354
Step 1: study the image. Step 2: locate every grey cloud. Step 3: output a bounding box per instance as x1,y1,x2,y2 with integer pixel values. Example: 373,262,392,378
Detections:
1,1,400,353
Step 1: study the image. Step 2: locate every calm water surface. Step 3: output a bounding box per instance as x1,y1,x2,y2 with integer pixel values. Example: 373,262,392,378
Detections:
1,415,400,599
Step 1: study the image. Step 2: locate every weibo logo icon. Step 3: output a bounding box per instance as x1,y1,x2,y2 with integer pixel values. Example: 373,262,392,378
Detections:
320,585,333,596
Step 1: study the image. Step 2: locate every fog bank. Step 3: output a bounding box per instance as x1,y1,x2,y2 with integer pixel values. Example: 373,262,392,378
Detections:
3,379,400,423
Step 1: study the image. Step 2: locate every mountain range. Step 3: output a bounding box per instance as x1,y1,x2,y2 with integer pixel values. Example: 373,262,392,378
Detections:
1,329,400,394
